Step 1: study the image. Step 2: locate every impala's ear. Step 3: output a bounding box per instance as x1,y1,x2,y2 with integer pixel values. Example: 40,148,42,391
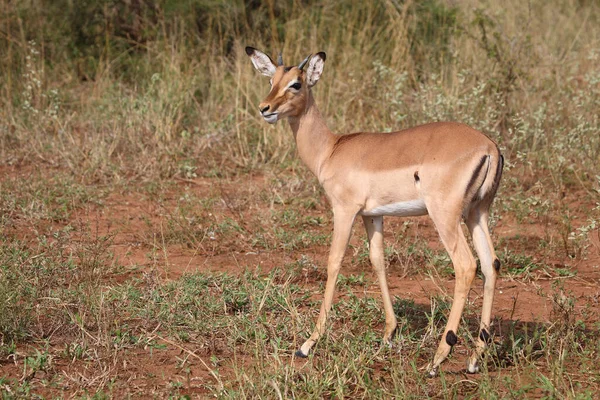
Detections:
245,46,276,77
305,52,326,87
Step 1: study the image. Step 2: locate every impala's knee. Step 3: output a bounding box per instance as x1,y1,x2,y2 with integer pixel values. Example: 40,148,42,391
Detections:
467,264,477,281
459,262,477,285
326,260,343,277
369,253,384,270
480,259,499,284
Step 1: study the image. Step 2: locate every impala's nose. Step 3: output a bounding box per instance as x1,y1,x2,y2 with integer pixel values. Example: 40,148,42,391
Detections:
259,104,270,114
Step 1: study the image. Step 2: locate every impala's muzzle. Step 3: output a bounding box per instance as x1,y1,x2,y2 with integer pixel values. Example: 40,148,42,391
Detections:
259,101,278,124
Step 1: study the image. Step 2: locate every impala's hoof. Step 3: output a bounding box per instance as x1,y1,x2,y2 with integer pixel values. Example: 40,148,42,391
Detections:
466,363,479,374
382,336,394,349
427,366,438,378
295,349,308,358
383,326,398,348
467,356,480,374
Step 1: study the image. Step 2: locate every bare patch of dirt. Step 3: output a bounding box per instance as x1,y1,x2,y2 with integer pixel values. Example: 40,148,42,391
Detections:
57,174,600,321
2,169,599,397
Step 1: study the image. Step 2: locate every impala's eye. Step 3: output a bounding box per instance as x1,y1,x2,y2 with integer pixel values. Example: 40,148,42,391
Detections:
290,82,302,90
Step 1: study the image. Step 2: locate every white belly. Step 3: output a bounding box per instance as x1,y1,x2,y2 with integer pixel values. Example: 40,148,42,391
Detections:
361,199,428,217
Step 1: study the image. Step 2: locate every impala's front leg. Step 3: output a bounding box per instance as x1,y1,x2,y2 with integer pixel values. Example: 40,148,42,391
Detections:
296,208,356,358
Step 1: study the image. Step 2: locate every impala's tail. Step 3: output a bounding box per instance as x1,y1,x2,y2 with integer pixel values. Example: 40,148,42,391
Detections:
479,151,504,206
464,149,504,215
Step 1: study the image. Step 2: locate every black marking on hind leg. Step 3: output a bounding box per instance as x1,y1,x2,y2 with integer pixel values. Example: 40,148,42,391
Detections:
465,155,489,199
446,330,458,346
414,171,420,182
295,349,308,358
496,155,505,188
493,259,501,272
479,328,491,344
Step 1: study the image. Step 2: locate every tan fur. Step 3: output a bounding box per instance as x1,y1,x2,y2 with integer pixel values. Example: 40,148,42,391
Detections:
247,47,503,375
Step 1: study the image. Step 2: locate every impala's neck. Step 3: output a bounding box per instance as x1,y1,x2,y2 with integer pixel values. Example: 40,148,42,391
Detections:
288,92,336,180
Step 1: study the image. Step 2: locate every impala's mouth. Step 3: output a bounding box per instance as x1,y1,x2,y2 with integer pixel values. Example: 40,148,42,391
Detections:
262,112,278,124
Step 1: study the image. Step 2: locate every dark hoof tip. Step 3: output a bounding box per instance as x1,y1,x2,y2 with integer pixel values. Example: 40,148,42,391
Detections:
294,349,308,358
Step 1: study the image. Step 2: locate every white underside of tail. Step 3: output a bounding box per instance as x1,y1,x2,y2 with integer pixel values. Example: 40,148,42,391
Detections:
361,199,428,217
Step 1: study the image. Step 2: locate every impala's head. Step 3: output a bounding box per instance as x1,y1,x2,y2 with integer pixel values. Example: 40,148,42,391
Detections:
245,46,326,124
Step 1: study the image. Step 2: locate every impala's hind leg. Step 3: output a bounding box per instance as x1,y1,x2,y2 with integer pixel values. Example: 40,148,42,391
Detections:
426,203,477,377
363,215,397,345
466,207,499,373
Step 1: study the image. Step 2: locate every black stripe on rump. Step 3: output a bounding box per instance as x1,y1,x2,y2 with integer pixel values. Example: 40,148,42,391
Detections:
494,154,504,190
465,155,489,199
480,152,504,204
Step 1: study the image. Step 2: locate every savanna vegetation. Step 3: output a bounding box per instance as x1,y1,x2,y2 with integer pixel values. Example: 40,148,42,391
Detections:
0,0,599,398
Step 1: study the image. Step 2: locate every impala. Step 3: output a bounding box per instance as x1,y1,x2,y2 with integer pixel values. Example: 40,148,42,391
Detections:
245,46,504,376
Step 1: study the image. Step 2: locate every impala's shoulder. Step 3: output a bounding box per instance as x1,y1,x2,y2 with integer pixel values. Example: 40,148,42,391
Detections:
328,132,364,158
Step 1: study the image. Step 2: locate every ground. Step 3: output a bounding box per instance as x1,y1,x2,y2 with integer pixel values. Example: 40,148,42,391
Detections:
0,164,599,399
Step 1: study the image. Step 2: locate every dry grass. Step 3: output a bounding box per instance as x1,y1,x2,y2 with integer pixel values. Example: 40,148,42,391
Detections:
1,1,598,181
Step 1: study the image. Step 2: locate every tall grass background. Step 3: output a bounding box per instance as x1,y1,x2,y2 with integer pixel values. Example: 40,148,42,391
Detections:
1,0,598,187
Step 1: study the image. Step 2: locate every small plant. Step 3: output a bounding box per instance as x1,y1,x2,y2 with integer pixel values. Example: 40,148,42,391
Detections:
568,203,600,258
499,250,543,278
22,347,52,380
